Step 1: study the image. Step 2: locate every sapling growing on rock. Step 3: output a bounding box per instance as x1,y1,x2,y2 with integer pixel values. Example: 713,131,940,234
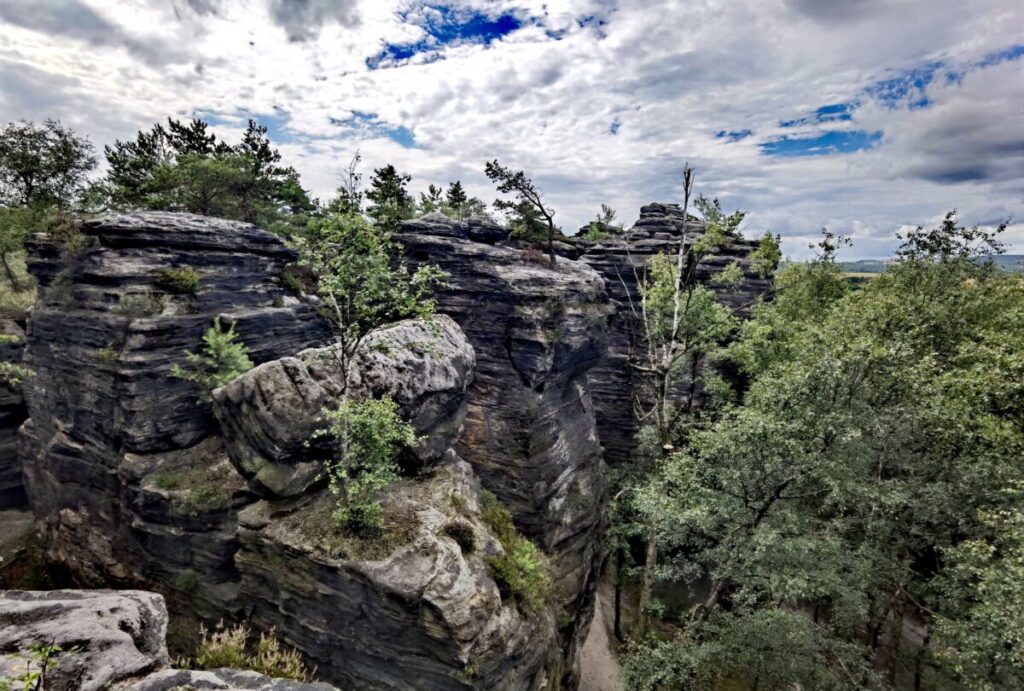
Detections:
170,317,253,402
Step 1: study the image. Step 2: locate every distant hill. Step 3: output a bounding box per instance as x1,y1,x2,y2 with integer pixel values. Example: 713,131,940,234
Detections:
840,255,1024,274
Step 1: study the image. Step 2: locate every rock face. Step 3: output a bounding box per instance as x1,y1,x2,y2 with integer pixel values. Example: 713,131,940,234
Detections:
577,202,772,466
397,214,612,687
0,590,169,690
0,319,26,506
17,210,609,689
0,589,336,691
19,211,331,620
213,316,475,498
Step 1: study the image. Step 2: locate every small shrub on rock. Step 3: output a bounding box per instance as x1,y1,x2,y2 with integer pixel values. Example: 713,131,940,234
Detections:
115,290,165,317
189,622,312,682
479,490,550,615
155,266,200,294
317,395,416,533
170,317,253,403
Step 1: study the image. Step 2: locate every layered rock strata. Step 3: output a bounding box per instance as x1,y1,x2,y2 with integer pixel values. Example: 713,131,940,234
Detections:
0,319,26,505
397,213,612,687
19,211,331,617
17,210,610,689
576,202,772,466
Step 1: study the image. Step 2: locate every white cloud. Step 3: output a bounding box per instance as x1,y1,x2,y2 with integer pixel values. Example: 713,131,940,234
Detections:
0,0,1021,259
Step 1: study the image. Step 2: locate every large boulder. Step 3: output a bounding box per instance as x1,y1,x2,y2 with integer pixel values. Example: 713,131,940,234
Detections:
213,316,475,497
0,590,169,690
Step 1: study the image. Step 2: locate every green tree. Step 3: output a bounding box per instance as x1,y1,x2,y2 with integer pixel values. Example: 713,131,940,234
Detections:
170,317,254,403
295,211,446,389
418,184,443,214
326,151,363,215
444,180,468,218
104,118,314,235
0,119,97,290
623,213,1023,689
484,159,558,264
364,164,413,231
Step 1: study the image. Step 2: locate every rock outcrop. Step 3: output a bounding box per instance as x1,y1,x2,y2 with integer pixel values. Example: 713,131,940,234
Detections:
397,214,612,687
17,210,611,689
0,590,169,689
213,316,475,498
576,202,772,466
19,211,331,620
0,589,335,691
0,319,26,505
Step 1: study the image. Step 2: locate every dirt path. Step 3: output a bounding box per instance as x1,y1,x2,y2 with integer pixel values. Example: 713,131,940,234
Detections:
580,587,624,690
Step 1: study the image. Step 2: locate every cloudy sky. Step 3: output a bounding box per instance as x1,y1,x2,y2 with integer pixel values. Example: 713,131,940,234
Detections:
1,0,1021,258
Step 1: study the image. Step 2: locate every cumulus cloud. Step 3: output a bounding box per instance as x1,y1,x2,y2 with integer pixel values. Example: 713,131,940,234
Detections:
0,0,1020,259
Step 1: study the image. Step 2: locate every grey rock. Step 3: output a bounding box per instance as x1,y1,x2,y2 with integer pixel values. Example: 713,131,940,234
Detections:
213,316,475,497
0,589,169,691
236,453,555,690
0,319,26,506
129,669,336,690
397,215,612,687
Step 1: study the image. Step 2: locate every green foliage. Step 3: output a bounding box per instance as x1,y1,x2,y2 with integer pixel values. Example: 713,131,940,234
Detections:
0,119,97,210
694,195,745,239
318,396,417,532
170,318,253,403
114,290,166,317
623,212,1023,688
155,266,200,294
295,210,446,378
187,622,313,682
749,231,782,278
484,159,558,263
104,118,314,236
418,183,444,214
0,642,62,691
583,203,621,240
365,164,414,231
479,490,550,615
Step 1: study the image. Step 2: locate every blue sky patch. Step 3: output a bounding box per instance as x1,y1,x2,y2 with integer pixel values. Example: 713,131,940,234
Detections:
609,118,621,135
716,129,752,142
780,103,854,128
976,43,1024,69
368,5,524,69
760,130,882,157
330,111,419,148
864,61,942,109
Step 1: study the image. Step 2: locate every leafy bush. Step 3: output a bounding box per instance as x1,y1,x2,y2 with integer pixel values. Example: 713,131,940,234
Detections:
0,643,62,691
187,622,312,682
170,318,253,402
318,396,416,533
479,490,549,614
155,266,200,294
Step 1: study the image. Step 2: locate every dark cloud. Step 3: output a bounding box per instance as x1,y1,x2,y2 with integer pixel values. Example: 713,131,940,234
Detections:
267,0,361,42
0,0,184,66
786,0,880,22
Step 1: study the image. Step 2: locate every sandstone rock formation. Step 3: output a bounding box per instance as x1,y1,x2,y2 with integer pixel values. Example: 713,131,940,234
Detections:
0,319,26,505
20,211,331,623
0,589,335,691
17,210,610,689
213,316,475,497
397,214,612,687
576,202,772,466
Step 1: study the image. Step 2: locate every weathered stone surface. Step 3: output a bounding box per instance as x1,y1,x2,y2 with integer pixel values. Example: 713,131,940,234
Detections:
19,211,331,618
214,316,475,497
130,669,336,690
401,212,510,245
397,213,612,687
0,590,169,690
0,319,26,506
577,202,772,466
237,453,556,690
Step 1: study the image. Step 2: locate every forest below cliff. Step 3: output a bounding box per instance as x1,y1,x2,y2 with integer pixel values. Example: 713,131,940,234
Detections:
0,116,1021,691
